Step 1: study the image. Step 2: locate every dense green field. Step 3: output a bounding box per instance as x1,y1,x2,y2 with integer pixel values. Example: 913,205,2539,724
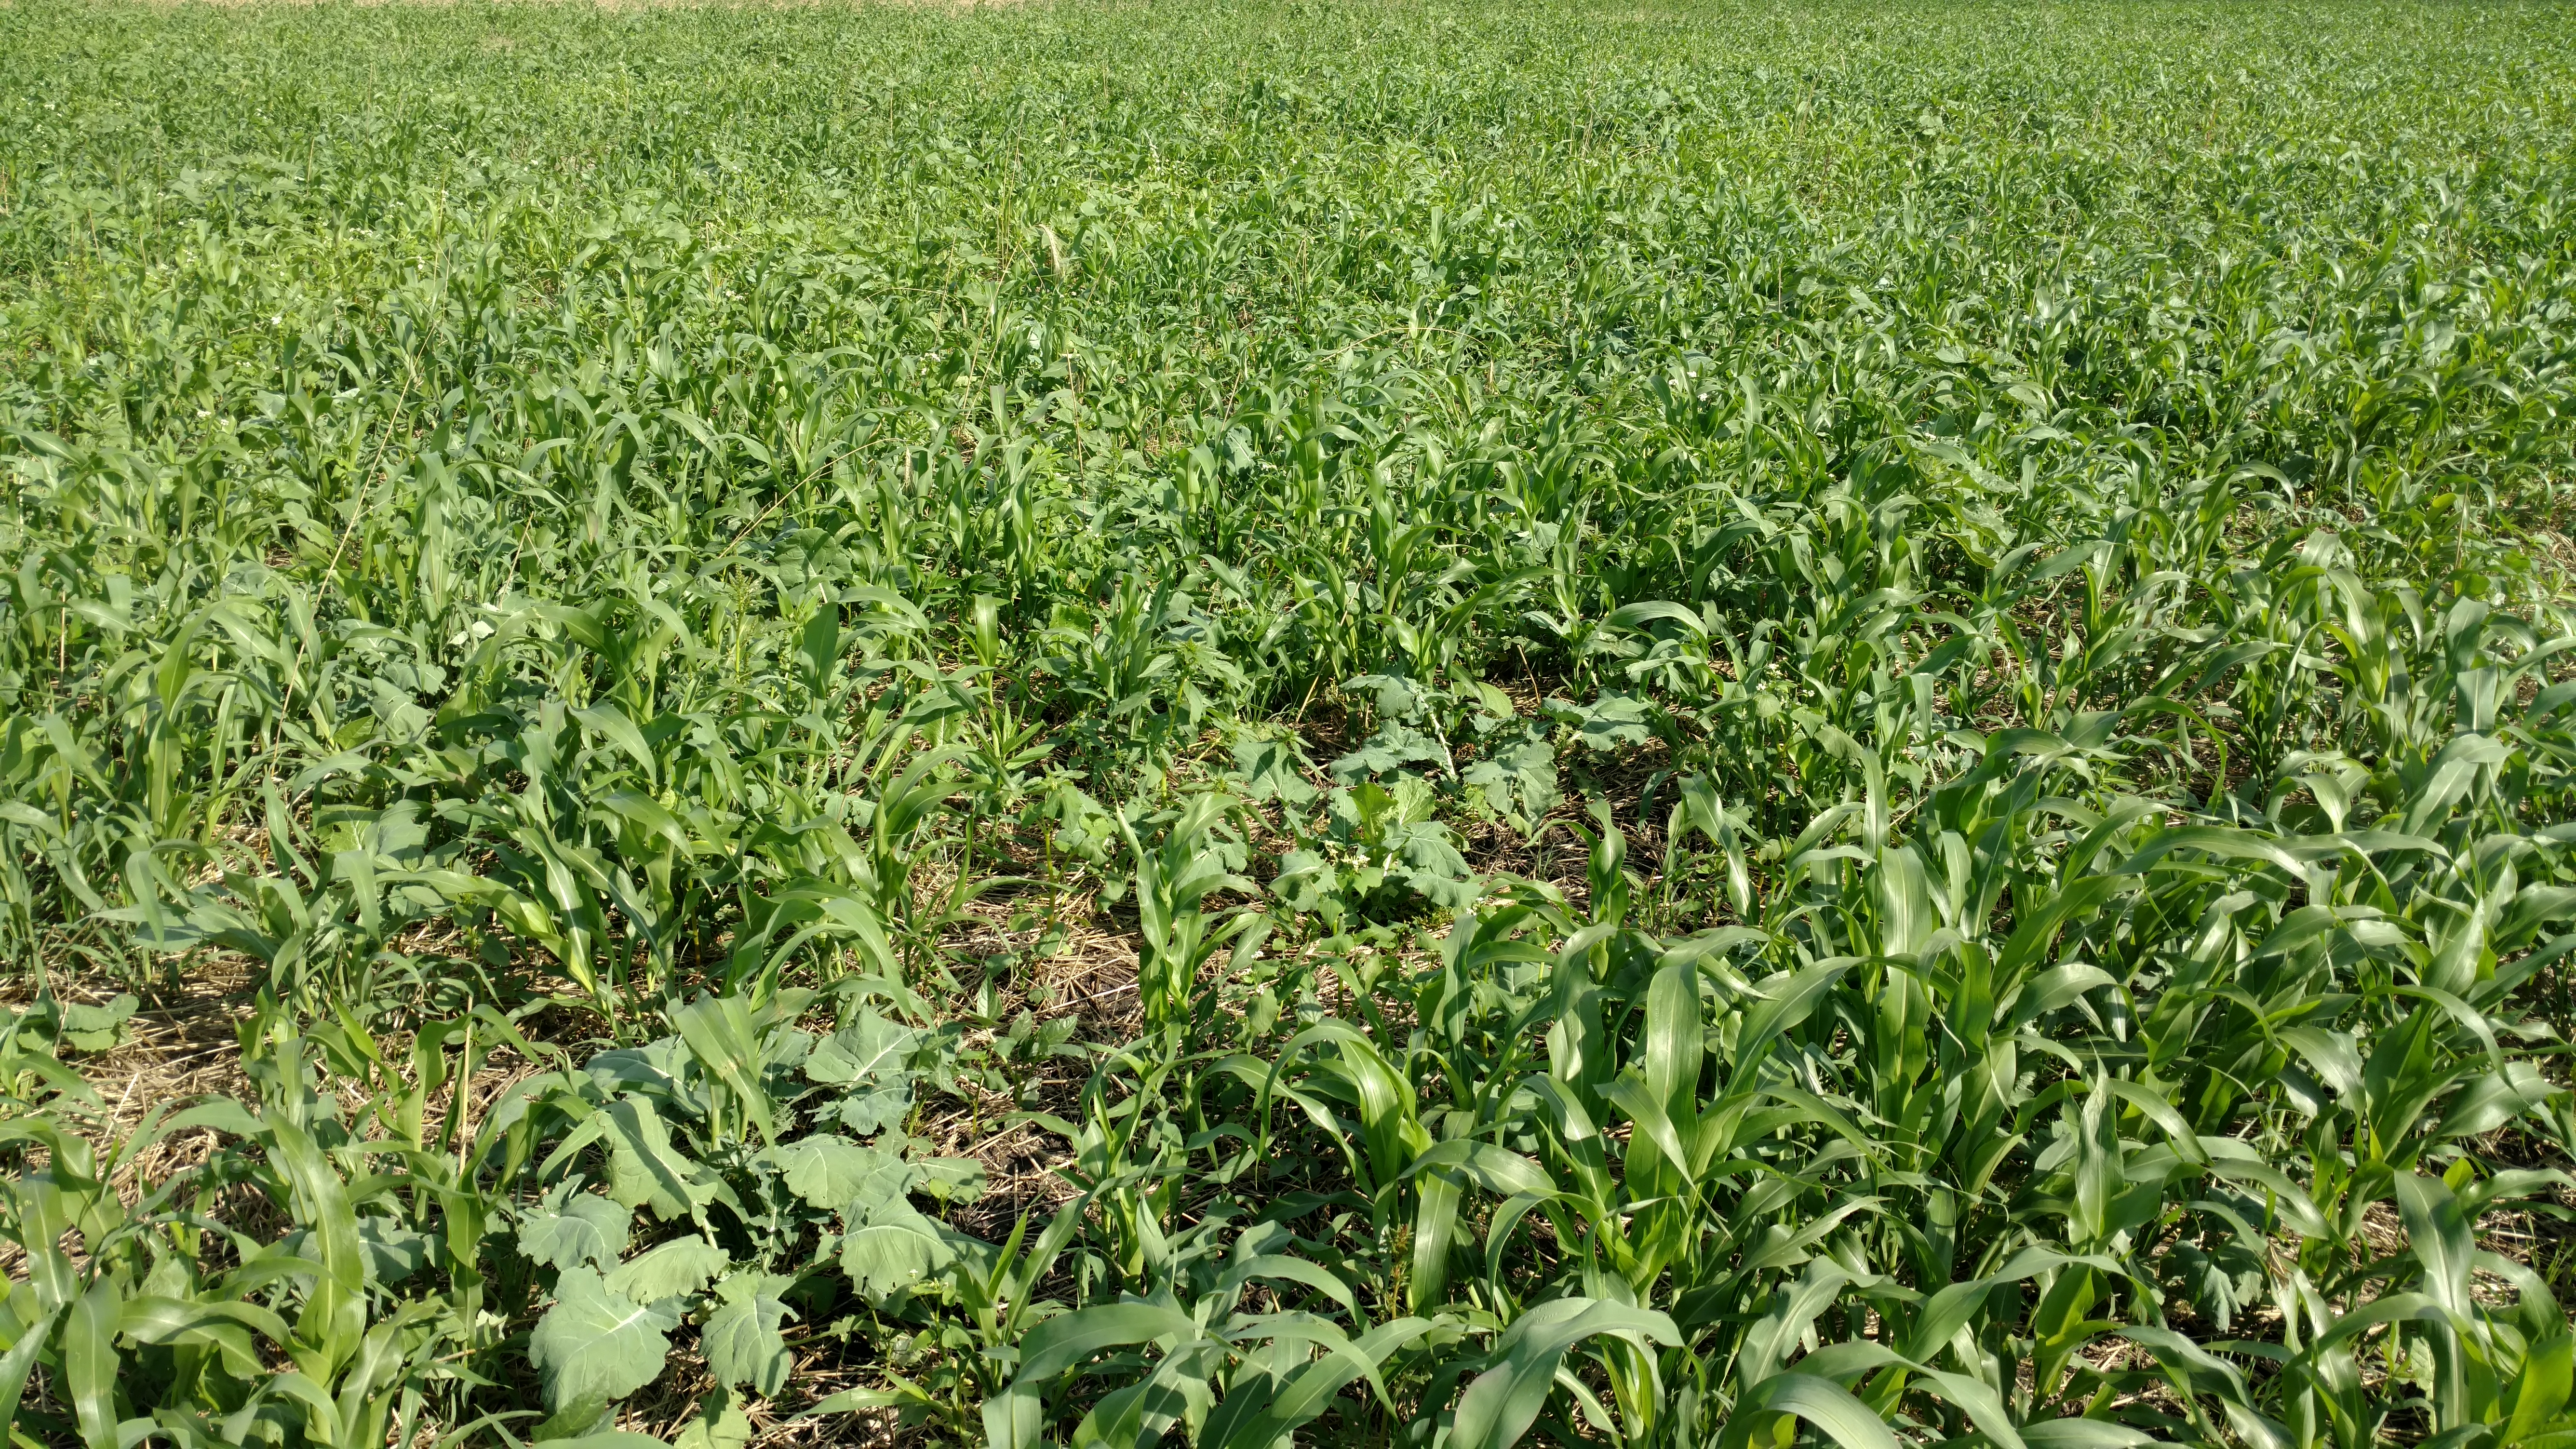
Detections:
6,0,2576,1444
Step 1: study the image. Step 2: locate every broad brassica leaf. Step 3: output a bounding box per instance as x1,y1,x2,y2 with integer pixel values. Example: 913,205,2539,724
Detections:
803,1012,915,1086
598,1096,716,1221
838,1194,958,1298
702,1273,796,1396
802,1011,919,1136
1390,825,1480,911
1344,672,1428,721
1549,691,1654,751
519,1187,632,1272
530,1266,681,1410
762,1133,901,1210
1227,736,1319,806
604,1235,731,1304
1329,724,1449,782
1463,726,1558,833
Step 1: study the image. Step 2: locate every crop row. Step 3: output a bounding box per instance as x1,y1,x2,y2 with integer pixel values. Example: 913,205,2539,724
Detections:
3,2,2576,1447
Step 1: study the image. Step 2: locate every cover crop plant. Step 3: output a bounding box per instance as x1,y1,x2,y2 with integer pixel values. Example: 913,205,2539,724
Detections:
3,0,2576,1446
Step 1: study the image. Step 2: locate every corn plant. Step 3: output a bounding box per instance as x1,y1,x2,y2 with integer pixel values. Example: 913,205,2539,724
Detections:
3,0,2576,1443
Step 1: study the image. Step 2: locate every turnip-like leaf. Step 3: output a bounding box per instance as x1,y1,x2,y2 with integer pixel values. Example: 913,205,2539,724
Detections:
520,1192,631,1272
1329,724,1448,782
530,1267,679,1411
703,1274,795,1396
604,1236,729,1304
1229,737,1319,806
804,1013,916,1087
838,1196,956,1297
763,1134,896,1210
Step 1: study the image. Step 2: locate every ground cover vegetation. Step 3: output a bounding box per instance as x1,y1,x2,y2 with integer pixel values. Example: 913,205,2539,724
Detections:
4,0,2576,1445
